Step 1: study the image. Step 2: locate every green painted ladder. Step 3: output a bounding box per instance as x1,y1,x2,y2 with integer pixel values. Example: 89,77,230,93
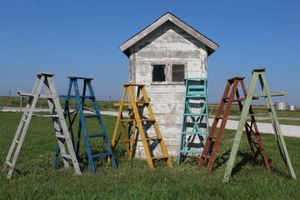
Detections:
223,68,297,182
178,78,209,164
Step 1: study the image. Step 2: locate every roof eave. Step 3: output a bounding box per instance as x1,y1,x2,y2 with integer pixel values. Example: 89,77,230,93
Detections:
120,12,219,57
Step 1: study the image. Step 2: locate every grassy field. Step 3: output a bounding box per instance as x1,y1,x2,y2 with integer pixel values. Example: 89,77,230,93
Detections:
0,112,300,199
0,96,118,111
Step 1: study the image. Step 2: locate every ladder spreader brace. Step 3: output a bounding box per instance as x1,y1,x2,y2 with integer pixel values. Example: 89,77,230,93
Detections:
54,76,117,173
3,73,81,178
111,83,173,169
223,68,297,182
199,76,271,175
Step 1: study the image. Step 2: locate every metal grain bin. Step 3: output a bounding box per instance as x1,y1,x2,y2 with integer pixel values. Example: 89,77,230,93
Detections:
275,101,288,111
289,105,296,111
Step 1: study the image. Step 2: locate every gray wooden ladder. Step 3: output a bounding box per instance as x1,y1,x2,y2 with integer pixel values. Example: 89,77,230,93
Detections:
3,72,81,178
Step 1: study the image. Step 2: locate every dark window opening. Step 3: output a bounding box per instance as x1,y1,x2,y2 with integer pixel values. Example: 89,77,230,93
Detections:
152,65,166,82
172,64,185,82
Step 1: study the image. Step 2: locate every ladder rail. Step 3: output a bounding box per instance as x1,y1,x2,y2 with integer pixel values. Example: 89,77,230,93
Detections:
6,76,44,178
259,73,296,179
140,86,173,168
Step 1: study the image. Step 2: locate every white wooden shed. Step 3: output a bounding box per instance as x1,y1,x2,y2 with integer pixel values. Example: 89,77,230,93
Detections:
120,12,219,156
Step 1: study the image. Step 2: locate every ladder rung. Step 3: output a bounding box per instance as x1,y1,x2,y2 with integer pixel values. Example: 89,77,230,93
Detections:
5,161,12,167
145,137,162,141
59,95,95,100
84,114,99,118
184,113,207,116
120,118,135,122
186,95,207,98
14,140,20,144
201,154,211,158
33,114,59,118
180,150,202,154
114,102,150,107
88,133,106,139
209,136,216,141
61,154,72,159
93,152,110,158
215,116,224,119
17,92,53,99
182,131,209,135
118,139,130,143
56,134,67,139
151,156,169,160
124,83,145,87
141,118,155,122
223,97,245,102
253,92,287,98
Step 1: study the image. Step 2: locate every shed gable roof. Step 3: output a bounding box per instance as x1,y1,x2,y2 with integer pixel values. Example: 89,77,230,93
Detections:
120,12,219,57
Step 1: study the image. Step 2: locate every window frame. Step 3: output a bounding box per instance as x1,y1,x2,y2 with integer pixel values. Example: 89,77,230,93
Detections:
151,62,186,84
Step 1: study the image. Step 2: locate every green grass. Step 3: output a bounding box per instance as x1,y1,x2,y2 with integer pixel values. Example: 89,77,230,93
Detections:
1,112,300,199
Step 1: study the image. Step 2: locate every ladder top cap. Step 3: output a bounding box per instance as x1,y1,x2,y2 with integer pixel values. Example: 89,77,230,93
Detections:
184,78,207,81
37,72,54,76
124,83,145,87
252,68,265,73
68,76,93,80
227,76,245,81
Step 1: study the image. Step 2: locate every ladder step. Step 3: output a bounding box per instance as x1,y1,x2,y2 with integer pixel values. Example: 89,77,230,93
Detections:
56,134,67,139
17,92,53,99
201,154,211,158
33,114,59,118
186,95,207,98
145,137,162,141
184,113,207,116
182,131,209,135
14,140,20,144
120,118,135,122
141,118,155,122
93,152,111,159
118,139,130,143
209,136,216,141
84,114,100,118
151,156,169,160
88,133,106,139
5,161,12,167
61,154,72,159
60,95,95,100
215,116,224,119
114,102,150,107
223,97,245,102
180,150,203,154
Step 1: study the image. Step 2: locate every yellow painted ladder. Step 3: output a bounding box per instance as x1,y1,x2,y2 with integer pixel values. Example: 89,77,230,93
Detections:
111,84,173,169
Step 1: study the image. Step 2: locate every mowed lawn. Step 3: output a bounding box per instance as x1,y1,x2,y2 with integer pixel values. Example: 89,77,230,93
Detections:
0,112,300,200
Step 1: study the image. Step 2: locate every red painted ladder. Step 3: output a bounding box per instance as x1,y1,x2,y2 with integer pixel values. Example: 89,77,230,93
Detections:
199,77,271,174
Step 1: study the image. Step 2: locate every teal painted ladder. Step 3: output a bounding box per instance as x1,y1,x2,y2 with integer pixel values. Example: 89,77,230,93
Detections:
223,68,297,182
54,77,117,173
178,78,209,164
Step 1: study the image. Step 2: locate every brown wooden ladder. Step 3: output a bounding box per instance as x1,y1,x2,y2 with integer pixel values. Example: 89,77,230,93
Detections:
199,77,271,174
111,83,173,169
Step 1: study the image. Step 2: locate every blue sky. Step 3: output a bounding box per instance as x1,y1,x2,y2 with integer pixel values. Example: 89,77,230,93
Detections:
0,0,300,105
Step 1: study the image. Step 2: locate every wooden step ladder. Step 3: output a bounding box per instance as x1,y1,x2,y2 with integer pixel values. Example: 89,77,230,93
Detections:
3,73,81,178
199,76,271,175
111,84,173,169
223,68,297,182
177,78,209,164
54,76,117,173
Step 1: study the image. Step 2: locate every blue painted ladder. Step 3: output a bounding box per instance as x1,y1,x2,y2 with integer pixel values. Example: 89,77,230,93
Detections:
55,77,117,173
178,78,209,164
